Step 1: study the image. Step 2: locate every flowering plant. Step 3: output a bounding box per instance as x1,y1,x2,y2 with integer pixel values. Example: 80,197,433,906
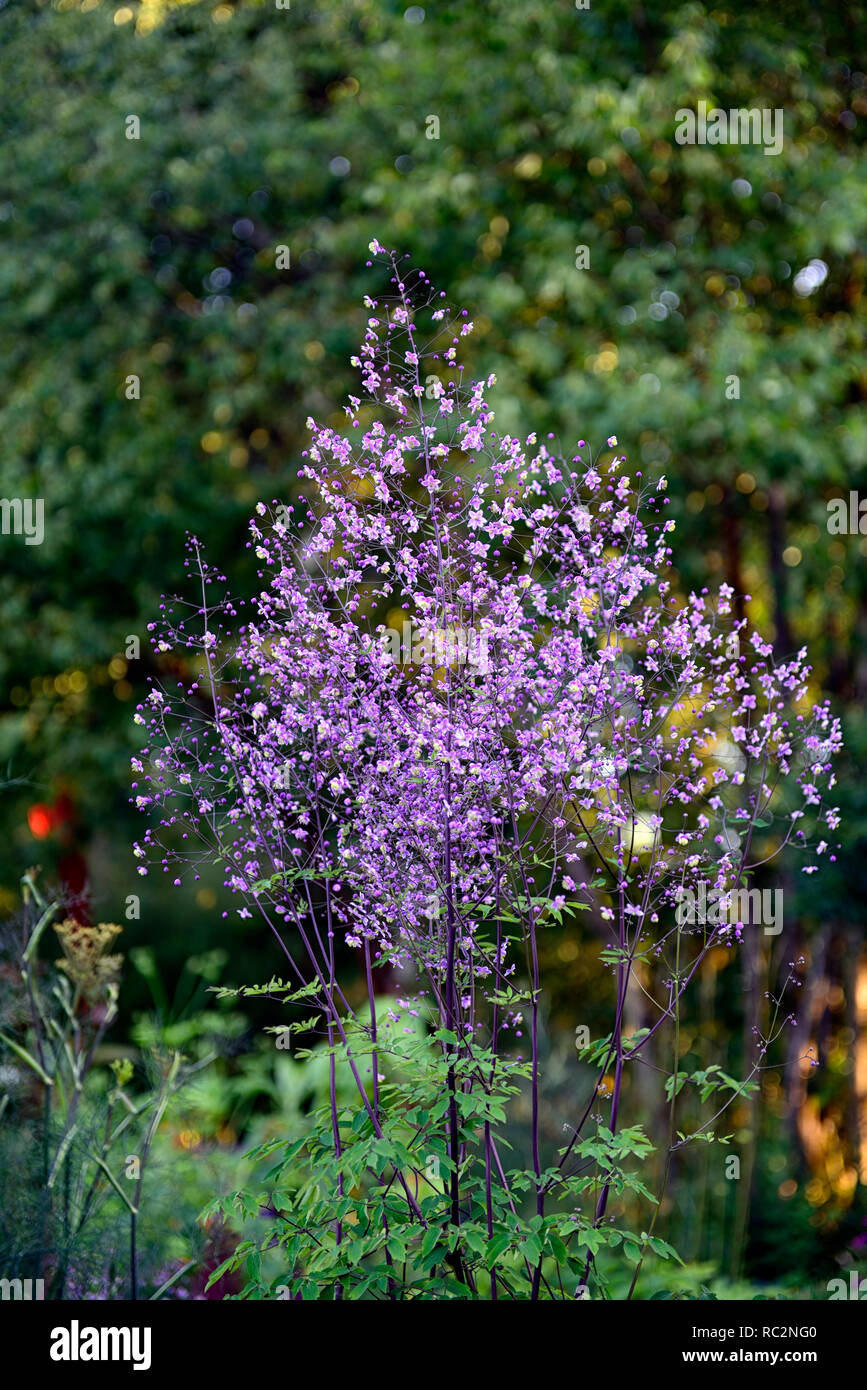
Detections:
134,246,842,1299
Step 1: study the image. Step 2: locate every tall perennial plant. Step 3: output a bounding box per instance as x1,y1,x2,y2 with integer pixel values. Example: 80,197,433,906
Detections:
133,246,842,1300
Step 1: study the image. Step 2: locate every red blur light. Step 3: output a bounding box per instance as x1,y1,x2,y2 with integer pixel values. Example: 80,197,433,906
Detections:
27,804,54,839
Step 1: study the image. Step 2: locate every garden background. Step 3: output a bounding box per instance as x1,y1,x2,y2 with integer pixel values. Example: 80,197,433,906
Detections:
1,0,866,1298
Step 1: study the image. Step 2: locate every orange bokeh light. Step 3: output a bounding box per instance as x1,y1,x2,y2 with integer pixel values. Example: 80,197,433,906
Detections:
27,804,53,839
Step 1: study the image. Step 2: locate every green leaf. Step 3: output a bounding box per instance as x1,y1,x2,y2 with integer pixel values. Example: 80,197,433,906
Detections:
519,1234,542,1265
549,1232,568,1265
421,1226,442,1261
485,1232,512,1265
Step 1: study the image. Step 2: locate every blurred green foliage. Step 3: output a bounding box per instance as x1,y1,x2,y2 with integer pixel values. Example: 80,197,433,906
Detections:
2,1,865,904
0,0,865,1290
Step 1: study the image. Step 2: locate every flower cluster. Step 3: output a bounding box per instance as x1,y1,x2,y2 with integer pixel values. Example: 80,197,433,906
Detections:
131,252,842,1288
133,249,840,999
